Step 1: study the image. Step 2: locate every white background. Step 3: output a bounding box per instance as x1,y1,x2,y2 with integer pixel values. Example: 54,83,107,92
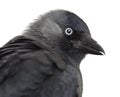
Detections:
0,0,119,97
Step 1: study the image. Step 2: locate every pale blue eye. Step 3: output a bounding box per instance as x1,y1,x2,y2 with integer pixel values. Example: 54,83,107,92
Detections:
65,28,73,35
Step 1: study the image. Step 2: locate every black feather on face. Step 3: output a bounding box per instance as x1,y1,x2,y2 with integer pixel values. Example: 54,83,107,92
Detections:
24,10,105,62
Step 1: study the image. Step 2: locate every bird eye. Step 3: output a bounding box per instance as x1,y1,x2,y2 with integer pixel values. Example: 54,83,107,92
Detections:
65,28,73,35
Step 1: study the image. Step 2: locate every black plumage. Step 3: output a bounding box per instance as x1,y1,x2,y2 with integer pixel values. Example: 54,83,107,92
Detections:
0,10,104,97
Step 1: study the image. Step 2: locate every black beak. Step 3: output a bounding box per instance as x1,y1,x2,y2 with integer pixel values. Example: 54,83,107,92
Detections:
71,33,105,55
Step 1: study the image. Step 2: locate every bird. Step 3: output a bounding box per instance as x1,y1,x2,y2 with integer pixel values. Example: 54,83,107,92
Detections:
0,10,105,97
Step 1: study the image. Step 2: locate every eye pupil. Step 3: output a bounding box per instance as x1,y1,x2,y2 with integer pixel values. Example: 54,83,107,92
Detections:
65,28,73,35
67,29,71,33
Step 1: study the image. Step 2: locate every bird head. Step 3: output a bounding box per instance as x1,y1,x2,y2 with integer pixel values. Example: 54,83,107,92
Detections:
24,10,105,62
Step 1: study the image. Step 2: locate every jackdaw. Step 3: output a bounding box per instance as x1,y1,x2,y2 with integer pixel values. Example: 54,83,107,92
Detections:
0,10,104,97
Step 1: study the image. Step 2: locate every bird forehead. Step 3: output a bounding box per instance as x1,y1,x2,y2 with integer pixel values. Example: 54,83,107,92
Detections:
46,10,89,33
41,10,90,36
